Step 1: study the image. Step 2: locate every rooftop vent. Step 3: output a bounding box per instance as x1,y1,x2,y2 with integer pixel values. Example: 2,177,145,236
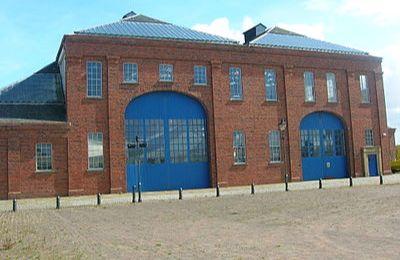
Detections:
243,23,267,44
122,11,137,19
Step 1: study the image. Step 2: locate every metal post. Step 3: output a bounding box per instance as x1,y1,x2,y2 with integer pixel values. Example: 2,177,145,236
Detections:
97,193,101,205
251,183,255,195
132,185,136,203
56,196,61,209
12,198,17,212
349,176,353,187
138,182,142,203
216,184,220,197
380,174,383,185
179,188,183,200
319,178,322,189
285,174,289,192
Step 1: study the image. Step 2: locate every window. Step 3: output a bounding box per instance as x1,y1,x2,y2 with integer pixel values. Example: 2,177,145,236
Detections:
360,75,370,103
145,119,165,164
194,66,207,85
268,131,281,162
188,119,208,162
334,129,346,156
169,119,188,163
36,144,52,171
265,69,277,101
304,71,315,102
233,131,246,164
123,63,138,83
159,64,173,82
125,120,145,164
300,129,320,158
86,61,102,97
229,67,243,100
365,128,374,146
326,73,337,103
88,132,104,170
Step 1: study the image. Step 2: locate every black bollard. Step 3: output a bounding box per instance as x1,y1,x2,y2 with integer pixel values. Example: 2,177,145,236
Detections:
285,174,289,192
179,188,183,200
132,185,136,203
251,183,255,195
380,175,383,185
12,198,17,212
56,196,61,209
216,184,220,197
97,193,101,205
319,178,322,189
349,176,353,187
138,182,142,203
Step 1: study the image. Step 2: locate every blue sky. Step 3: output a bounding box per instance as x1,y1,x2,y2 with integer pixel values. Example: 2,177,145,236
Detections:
0,0,399,142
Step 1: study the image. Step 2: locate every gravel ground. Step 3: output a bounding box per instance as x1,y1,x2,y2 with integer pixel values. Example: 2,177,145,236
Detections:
1,184,400,259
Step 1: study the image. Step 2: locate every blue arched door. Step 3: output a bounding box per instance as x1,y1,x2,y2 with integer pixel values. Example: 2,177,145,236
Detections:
300,112,347,180
125,91,210,192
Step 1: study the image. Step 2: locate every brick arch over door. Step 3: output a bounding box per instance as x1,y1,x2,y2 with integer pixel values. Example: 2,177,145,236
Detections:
300,111,348,180
124,91,210,192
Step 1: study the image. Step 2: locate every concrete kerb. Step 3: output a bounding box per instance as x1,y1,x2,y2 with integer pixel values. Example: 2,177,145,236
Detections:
1,174,399,212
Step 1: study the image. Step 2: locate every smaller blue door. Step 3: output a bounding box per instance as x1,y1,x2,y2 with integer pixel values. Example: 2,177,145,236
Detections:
368,154,378,176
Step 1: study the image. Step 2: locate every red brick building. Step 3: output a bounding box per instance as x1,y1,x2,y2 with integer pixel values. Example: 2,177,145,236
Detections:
0,12,393,199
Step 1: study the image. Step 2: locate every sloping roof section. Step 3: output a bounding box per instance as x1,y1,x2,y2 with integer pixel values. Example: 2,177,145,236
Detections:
250,26,368,55
75,11,238,45
0,62,66,122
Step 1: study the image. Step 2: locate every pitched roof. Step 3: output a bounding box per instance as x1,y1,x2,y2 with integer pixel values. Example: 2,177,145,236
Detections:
0,62,66,122
250,26,368,55
75,12,238,45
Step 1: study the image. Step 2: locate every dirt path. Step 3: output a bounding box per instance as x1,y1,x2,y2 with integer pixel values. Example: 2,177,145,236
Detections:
1,184,400,259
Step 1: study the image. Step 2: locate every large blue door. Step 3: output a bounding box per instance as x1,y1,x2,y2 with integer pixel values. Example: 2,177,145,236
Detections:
368,154,378,176
300,112,347,181
125,92,210,192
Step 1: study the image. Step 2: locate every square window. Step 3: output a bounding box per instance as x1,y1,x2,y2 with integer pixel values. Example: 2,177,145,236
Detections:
123,63,138,83
159,64,173,82
194,66,207,85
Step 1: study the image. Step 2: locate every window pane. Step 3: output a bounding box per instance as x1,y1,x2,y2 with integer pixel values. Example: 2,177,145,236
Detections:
326,73,337,103
87,62,102,97
194,66,207,85
233,131,246,163
123,63,138,83
229,67,243,100
265,69,277,101
360,75,370,103
304,72,315,102
323,130,334,156
189,119,208,162
334,130,345,156
88,132,104,169
301,129,320,158
169,119,188,163
159,64,173,82
125,120,145,164
36,143,52,171
269,131,281,162
145,119,165,164
365,128,374,146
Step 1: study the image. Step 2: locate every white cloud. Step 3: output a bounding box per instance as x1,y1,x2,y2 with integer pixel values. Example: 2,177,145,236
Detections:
276,23,326,40
192,16,255,42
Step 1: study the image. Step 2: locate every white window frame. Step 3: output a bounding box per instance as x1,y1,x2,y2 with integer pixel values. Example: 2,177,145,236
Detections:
36,143,53,172
229,67,243,100
233,130,246,164
304,71,315,102
88,132,104,171
326,72,337,103
268,131,281,163
360,74,370,104
365,128,374,147
193,65,207,85
123,63,138,83
86,61,102,98
265,69,278,101
159,64,174,82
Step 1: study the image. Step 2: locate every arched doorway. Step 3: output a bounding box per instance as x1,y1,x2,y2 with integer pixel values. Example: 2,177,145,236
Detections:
125,91,210,192
300,112,347,180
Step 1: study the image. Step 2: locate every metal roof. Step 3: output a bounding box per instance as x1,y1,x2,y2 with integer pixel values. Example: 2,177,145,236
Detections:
250,26,368,55
0,62,66,122
75,13,238,45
